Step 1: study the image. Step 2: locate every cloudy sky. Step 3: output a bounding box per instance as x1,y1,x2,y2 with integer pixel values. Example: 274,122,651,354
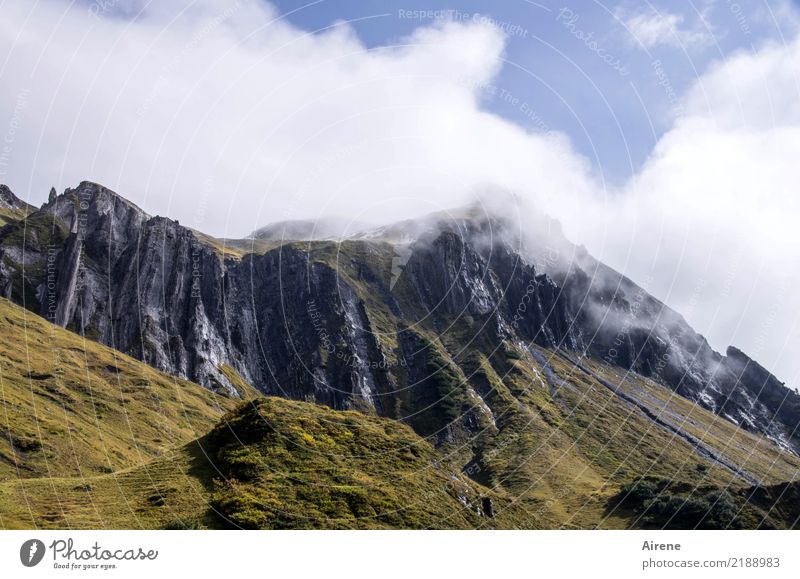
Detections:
1,0,799,386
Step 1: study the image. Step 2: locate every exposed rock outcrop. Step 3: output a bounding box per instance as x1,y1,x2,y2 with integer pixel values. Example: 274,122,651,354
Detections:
0,184,34,213
1,181,797,456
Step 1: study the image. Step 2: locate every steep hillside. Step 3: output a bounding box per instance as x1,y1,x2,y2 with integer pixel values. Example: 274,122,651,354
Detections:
0,297,238,480
0,184,34,226
0,268,798,529
1,181,799,530
3,390,797,529
2,182,796,454
0,397,506,530
611,477,800,529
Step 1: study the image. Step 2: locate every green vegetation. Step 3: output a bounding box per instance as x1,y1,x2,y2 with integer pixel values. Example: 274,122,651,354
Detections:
2,256,800,529
217,364,263,400
405,333,468,436
740,481,800,529
0,205,32,227
1,211,67,251
206,398,500,529
611,476,800,530
0,397,504,529
0,213,70,309
613,477,742,529
0,297,236,480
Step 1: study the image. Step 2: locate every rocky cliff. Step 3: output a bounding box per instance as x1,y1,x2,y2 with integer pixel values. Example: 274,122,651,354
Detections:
1,181,798,457
0,184,34,225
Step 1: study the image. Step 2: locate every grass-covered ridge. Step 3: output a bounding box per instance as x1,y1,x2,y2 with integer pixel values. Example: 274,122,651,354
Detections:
0,397,507,529
206,397,501,529
0,297,236,481
1,265,799,529
611,476,800,529
0,205,33,227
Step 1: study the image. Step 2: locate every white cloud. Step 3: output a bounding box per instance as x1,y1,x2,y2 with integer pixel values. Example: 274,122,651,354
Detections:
1,0,799,385
581,38,800,386
617,6,712,50
0,0,590,238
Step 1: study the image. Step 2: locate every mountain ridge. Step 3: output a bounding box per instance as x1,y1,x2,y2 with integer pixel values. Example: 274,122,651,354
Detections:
3,182,800,528
0,180,797,459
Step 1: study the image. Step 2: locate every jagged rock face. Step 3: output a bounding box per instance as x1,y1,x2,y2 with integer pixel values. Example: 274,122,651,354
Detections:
0,181,798,454
0,185,28,211
403,231,501,317
0,183,394,405
713,347,800,451
0,185,34,222
223,247,389,408
536,251,800,451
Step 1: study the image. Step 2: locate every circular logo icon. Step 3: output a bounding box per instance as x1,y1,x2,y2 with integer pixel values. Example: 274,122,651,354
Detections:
20,539,46,567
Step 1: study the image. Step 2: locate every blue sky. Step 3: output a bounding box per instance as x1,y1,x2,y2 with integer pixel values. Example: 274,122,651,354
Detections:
268,0,798,184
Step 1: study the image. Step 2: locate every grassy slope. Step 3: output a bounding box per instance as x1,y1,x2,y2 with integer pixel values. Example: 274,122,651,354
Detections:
0,206,31,227
589,358,800,484
301,240,800,528
0,297,506,530
2,233,799,529
0,397,509,530
0,190,34,227
0,297,236,483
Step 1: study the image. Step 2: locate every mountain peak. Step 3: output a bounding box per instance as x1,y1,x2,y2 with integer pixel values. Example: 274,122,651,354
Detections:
63,181,148,214
38,181,150,234
1,178,797,455
0,184,34,212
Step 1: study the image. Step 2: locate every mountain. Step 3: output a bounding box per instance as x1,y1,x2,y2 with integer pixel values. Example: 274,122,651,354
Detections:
1,182,796,447
0,184,34,225
1,180,799,529
1,396,509,529
0,297,239,480
1,292,797,530
0,296,506,529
